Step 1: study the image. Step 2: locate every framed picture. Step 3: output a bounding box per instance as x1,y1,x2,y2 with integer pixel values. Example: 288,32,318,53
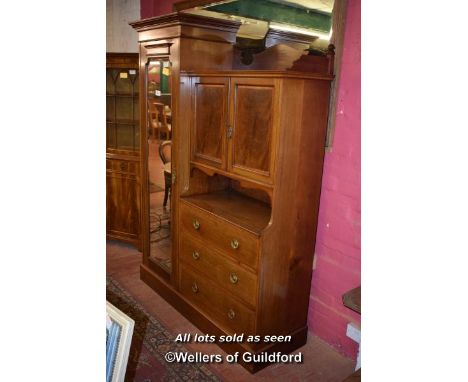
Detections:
106,301,135,382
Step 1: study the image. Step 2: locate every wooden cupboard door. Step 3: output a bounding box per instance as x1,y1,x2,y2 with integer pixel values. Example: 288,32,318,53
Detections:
106,169,141,242
228,78,278,184
191,77,228,170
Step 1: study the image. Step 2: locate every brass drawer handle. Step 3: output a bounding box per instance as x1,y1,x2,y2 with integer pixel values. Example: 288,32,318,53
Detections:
229,273,238,284
192,251,200,260
192,219,200,230
191,283,199,293
227,309,236,320
230,239,239,249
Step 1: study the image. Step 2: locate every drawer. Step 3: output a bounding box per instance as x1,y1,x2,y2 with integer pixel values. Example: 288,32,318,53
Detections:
179,264,255,335
179,201,259,270
180,232,258,307
106,159,139,175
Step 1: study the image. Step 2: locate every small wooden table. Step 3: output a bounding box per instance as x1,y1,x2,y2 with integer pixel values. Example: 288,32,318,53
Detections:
342,286,361,382
342,286,361,314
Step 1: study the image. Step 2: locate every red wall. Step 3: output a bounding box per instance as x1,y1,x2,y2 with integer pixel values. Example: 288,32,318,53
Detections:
141,0,178,19
139,0,361,360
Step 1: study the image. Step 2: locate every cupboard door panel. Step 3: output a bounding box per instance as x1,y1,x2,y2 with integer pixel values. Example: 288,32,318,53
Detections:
229,78,277,184
191,77,228,169
106,170,141,240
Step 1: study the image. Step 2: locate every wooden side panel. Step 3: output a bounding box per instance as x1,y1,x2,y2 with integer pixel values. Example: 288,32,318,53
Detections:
191,77,229,170
229,77,278,184
258,78,331,336
177,74,193,196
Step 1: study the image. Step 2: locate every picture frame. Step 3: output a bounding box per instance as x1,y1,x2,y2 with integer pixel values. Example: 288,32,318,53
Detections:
106,301,135,382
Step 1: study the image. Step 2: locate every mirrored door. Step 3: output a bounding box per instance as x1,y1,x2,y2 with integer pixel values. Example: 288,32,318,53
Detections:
146,59,173,275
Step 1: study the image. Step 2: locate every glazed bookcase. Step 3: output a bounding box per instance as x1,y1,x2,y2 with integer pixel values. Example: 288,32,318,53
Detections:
106,52,141,247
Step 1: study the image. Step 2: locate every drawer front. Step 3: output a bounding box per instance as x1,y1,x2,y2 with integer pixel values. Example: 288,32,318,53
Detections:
180,265,255,335
179,201,259,269
106,159,139,175
180,232,258,307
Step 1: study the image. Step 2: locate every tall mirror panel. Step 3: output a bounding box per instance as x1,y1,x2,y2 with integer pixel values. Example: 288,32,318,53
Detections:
146,59,173,275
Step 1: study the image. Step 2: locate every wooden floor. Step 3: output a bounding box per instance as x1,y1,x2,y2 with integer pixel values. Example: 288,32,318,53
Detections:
107,240,355,381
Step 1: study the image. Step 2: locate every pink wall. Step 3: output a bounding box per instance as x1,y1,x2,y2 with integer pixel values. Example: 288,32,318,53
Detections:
139,0,361,360
308,0,361,359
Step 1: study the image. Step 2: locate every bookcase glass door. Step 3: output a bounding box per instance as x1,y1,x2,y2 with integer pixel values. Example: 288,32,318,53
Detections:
106,68,139,152
146,59,173,276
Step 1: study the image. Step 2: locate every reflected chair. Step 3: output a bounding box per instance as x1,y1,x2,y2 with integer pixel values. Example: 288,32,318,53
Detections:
147,101,160,141
148,101,171,141
158,140,172,207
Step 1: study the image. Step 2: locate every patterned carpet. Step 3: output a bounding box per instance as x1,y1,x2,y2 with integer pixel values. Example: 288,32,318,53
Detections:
106,276,221,382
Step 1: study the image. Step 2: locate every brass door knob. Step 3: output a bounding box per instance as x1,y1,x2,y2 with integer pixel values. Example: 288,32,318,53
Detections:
229,273,238,284
192,251,200,260
191,283,199,293
227,309,236,320
230,239,239,249
192,219,200,230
